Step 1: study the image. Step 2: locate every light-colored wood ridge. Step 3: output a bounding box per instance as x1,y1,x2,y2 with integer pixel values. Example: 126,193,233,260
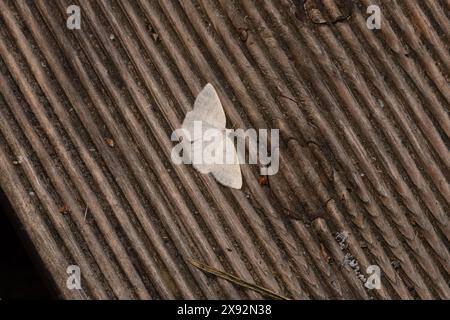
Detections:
0,0,448,299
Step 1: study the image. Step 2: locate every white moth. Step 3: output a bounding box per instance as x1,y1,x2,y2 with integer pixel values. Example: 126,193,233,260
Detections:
178,83,242,189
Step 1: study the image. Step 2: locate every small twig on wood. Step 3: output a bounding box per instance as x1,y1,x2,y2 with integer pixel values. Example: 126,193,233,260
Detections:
189,259,290,300
83,206,88,222
278,94,298,104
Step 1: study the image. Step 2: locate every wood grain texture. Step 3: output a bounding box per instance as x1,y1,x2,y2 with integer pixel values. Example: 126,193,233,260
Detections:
0,0,448,299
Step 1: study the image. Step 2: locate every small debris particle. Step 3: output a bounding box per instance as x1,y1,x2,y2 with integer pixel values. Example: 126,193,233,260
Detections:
12,155,23,165
238,28,248,42
152,33,159,42
109,33,115,40
105,138,115,147
304,0,352,24
258,175,268,186
335,230,349,249
342,253,366,283
59,205,71,214
391,260,400,270
309,8,326,24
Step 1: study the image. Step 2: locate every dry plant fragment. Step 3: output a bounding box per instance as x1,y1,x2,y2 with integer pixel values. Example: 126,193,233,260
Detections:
189,259,290,300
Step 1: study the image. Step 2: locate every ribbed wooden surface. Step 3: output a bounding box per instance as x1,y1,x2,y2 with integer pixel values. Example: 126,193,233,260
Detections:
0,0,448,299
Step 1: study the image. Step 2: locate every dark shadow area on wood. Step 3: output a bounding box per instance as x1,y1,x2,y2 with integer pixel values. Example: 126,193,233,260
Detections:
0,189,53,300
